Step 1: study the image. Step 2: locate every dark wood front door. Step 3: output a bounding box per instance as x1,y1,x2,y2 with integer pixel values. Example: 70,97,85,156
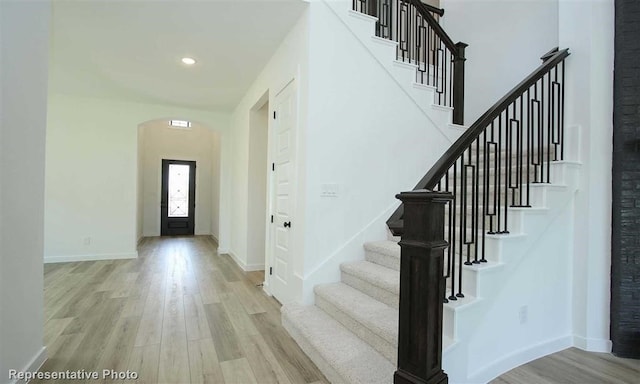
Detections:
161,159,196,236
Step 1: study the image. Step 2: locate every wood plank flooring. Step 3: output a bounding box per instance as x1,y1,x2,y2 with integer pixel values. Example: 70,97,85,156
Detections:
492,347,640,384
37,236,328,384
36,236,640,384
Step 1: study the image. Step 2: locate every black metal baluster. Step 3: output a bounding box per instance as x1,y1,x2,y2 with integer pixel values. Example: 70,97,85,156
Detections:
444,172,452,303
534,82,541,183
441,47,447,106
449,51,454,108
496,114,503,232
509,104,516,206
519,95,526,206
457,157,464,298
481,130,488,263
560,61,565,160
504,107,510,233
474,136,480,264
488,122,497,234
526,89,531,205
426,19,431,86
539,78,545,183
546,72,551,183
449,161,457,301
462,152,470,266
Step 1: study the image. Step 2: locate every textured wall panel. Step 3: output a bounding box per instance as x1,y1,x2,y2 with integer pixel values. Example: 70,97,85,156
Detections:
612,0,640,359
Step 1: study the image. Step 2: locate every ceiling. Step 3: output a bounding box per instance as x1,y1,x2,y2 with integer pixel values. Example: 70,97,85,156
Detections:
49,0,308,111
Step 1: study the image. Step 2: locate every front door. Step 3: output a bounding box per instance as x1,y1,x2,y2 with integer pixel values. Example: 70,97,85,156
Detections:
161,159,196,236
269,79,297,302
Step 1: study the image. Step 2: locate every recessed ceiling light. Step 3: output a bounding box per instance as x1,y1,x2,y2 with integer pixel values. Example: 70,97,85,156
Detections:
181,57,196,65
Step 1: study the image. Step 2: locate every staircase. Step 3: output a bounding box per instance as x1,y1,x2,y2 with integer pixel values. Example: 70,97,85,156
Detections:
282,1,578,383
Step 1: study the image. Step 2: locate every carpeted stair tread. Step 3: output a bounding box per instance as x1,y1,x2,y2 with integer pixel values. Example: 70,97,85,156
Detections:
341,260,400,294
281,303,395,384
315,283,398,361
364,241,400,271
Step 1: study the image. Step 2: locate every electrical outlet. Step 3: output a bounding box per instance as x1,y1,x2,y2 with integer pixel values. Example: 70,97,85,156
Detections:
519,305,528,324
83,237,91,246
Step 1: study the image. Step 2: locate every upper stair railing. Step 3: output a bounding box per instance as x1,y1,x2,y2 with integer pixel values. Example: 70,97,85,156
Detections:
352,0,467,125
393,47,570,384
392,47,570,299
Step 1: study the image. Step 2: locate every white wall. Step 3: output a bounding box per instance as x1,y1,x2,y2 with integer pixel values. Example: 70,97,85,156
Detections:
441,0,559,123
0,0,50,380
136,124,145,242
140,120,218,237
45,94,230,263
426,0,614,356
299,0,456,303
211,132,222,242
559,0,614,352
227,6,310,285
246,103,270,270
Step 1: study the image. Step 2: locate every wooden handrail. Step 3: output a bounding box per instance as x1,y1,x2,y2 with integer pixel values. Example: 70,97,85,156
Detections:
359,0,467,124
405,0,457,54
403,0,467,125
387,48,570,232
421,2,445,16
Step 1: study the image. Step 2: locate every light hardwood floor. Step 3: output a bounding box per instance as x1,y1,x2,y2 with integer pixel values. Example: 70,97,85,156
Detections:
37,236,640,384
493,347,640,384
37,236,328,384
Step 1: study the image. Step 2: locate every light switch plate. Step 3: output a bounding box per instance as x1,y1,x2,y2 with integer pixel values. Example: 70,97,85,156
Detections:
321,183,339,197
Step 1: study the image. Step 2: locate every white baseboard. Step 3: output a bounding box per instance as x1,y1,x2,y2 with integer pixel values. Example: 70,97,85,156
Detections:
243,263,265,272
262,280,272,296
44,251,138,264
210,234,219,245
466,335,573,384
225,251,264,272
9,346,47,384
573,335,612,352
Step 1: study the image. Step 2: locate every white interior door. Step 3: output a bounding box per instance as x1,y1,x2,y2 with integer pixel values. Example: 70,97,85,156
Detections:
269,79,297,303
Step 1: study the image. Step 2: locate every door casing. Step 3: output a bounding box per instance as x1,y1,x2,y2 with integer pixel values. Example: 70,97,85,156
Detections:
266,78,298,304
161,159,196,236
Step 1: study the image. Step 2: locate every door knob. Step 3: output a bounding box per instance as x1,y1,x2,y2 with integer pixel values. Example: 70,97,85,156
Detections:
284,221,291,228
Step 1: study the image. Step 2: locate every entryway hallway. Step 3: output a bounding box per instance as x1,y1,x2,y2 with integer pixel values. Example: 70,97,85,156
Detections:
38,236,328,384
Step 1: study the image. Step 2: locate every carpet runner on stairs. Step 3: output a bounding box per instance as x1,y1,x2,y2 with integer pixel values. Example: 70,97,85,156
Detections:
281,239,454,384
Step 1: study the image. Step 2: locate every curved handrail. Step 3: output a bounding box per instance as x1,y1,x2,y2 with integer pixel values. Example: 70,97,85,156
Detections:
420,48,569,190
388,47,570,228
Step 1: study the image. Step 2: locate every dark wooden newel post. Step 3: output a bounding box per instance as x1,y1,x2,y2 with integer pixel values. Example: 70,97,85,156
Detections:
452,42,467,126
394,190,452,384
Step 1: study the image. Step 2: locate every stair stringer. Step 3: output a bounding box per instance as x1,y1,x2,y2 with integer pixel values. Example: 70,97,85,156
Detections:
322,0,467,142
442,161,581,384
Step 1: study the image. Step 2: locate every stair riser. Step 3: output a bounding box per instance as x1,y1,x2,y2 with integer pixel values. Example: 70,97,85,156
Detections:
445,266,478,298
365,249,400,271
407,83,437,108
370,36,400,65
369,231,509,273
445,209,526,234
315,295,397,364
365,244,501,271
281,312,357,384
341,271,399,309
391,60,421,87
437,184,553,209
346,9,377,37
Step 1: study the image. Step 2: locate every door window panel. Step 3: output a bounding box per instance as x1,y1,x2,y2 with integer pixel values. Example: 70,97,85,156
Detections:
168,164,190,217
